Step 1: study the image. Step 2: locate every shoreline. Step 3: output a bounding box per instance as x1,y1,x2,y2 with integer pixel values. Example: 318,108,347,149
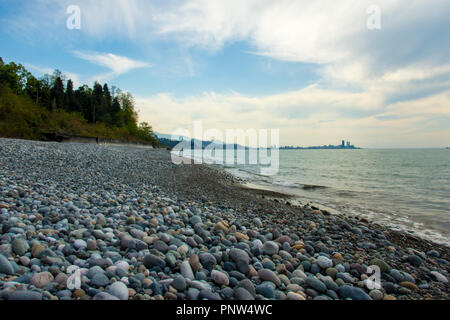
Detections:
237,181,450,248
0,138,448,300
234,182,450,256
223,167,450,249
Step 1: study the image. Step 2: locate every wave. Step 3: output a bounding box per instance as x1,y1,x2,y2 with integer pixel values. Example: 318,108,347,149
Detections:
301,184,329,190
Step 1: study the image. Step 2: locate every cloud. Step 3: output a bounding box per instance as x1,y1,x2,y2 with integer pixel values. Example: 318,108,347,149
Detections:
73,51,151,82
13,1,449,89
6,0,450,147
135,87,450,148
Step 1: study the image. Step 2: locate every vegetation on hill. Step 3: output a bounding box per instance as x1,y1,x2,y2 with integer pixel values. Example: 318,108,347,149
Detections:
0,57,159,146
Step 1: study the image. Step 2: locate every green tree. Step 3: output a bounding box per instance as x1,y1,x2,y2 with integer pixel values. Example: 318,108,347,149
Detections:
75,85,94,122
0,60,31,95
110,96,121,126
1,57,159,146
92,82,105,123
39,74,52,110
50,76,65,110
24,74,41,107
65,79,80,112
116,91,137,128
103,83,112,110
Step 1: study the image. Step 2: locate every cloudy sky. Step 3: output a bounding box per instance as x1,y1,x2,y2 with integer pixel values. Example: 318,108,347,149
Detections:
1,0,449,148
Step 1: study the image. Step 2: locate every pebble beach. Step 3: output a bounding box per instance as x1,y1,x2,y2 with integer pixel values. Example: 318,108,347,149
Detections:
0,138,448,301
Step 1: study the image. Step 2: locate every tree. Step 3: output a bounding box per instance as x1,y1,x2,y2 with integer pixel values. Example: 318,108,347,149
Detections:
39,74,52,110
24,74,41,107
0,61,31,95
110,97,121,126
92,82,104,123
75,85,94,122
65,79,79,112
103,83,112,110
1,57,159,145
116,91,138,128
50,76,65,110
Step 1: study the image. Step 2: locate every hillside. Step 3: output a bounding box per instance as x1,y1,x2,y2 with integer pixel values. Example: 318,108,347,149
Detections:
0,57,159,147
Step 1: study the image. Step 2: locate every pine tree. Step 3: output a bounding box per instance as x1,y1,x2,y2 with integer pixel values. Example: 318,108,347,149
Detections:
92,82,104,123
65,79,80,112
110,97,121,126
50,76,65,110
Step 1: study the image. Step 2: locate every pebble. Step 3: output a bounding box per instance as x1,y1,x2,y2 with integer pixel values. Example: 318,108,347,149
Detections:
91,273,110,287
12,238,30,256
107,282,129,300
429,271,448,283
143,254,166,269
0,139,446,301
181,261,195,280
8,290,43,300
316,256,333,269
399,281,419,291
189,255,202,271
211,270,229,286
74,239,87,250
369,289,384,300
229,248,250,265
253,218,263,228
256,283,275,299
339,285,372,300
172,276,187,291
0,254,14,275
305,277,327,293
369,258,391,273
234,287,255,300
287,292,305,300
93,292,120,300
30,272,54,288
199,289,222,300
263,241,279,256
258,269,281,287
406,255,423,267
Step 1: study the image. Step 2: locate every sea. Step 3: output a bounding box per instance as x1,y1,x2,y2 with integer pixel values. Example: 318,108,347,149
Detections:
210,148,450,247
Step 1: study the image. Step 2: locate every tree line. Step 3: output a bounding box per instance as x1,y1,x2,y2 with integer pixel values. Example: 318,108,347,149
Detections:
0,57,158,145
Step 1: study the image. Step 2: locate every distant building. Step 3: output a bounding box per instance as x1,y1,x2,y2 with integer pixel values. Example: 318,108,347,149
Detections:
342,140,345,147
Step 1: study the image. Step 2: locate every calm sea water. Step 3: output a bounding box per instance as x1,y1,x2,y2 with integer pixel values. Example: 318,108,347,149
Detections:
222,149,450,246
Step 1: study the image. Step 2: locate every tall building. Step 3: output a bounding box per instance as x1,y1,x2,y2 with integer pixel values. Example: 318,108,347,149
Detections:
342,140,345,147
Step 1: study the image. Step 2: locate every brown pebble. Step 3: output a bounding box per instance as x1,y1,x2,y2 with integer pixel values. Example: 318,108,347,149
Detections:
400,281,419,291
73,289,86,299
189,254,202,271
235,232,249,241
333,253,344,261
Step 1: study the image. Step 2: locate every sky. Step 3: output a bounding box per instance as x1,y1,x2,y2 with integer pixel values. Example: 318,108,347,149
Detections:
1,0,449,148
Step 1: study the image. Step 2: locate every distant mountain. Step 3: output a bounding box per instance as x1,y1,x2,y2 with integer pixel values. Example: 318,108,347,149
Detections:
155,132,251,150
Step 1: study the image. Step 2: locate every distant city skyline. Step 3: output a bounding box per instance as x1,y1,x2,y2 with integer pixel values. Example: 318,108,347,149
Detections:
1,0,449,148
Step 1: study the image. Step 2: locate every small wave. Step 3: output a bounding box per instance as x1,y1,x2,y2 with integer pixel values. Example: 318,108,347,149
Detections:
273,180,299,188
301,184,329,190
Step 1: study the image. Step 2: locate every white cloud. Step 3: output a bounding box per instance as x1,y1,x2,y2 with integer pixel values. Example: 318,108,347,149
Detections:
73,51,151,82
135,87,449,148
11,1,450,86
7,0,450,147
